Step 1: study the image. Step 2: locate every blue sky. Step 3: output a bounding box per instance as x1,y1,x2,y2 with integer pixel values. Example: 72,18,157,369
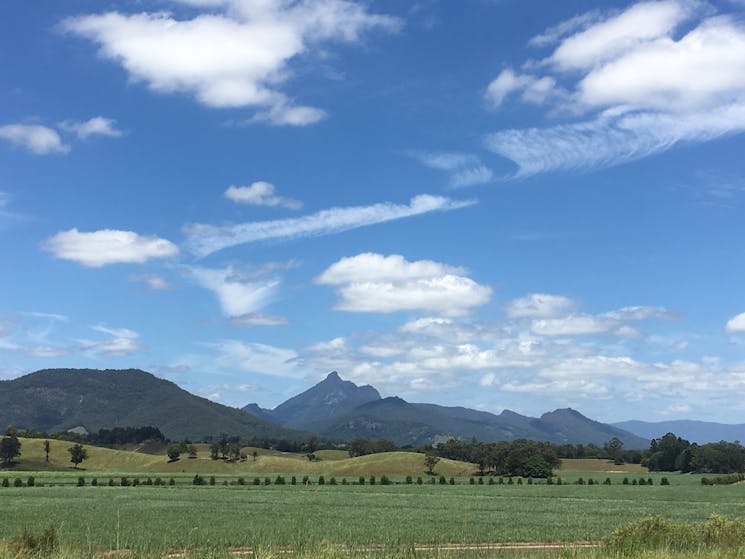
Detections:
2,0,745,424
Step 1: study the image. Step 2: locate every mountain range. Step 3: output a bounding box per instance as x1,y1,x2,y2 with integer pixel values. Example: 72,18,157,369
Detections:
613,420,745,445
243,371,650,448
0,368,306,442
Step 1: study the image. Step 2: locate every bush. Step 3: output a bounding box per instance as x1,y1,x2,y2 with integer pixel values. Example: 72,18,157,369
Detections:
14,478,23,487
469,477,475,485
209,476,216,486
507,477,513,485
416,477,423,485
380,475,391,485
253,477,261,485
9,527,57,555
275,476,285,485
701,473,745,486
145,478,153,486
623,477,629,485
91,478,97,487
1,478,8,488
318,476,325,485
405,476,413,484
264,477,271,486
132,478,140,487
661,477,670,485
556,477,562,485
429,477,436,484
303,476,310,485
450,477,456,485
577,477,585,485
632,479,638,485
488,477,495,485
192,474,205,486
527,478,533,485
108,478,115,487
342,478,348,485
438,475,446,485
648,478,653,485
329,477,336,485
358,476,365,485
154,477,163,486
604,478,612,485
517,477,523,485
291,476,297,485
27,476,35,487
588,478,594,485
638,478,646,486
168,478,175,486
546,477,553,485
77,477,85,487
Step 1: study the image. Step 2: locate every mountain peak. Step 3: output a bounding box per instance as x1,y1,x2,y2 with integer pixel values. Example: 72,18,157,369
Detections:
324,371,341,382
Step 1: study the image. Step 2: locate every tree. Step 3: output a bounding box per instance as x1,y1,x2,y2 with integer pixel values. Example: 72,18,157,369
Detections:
209,442,220,460
166,444,181,462
0,433,21,467
424,454,440,475
603,437,625,464
43,440,51,463
68,444,88,469
252,450,258,462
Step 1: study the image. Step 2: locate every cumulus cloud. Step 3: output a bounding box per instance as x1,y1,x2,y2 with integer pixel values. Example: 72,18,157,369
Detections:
484,69,557,108
60,0,400,124
190,265,279,317
184,194,474,257
43,228,179,267
506,293,577,318
208,339,301,378
58,116,123,139
726,312,745,333
531,314,617,337
225,181,302,209
485,1,745,176
0,124,70,155
316,253,492,316
130,274,171,290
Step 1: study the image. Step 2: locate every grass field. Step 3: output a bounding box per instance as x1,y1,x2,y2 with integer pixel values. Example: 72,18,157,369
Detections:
0,474,743,551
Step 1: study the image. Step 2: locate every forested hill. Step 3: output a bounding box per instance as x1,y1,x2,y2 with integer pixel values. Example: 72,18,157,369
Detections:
0,368,306,442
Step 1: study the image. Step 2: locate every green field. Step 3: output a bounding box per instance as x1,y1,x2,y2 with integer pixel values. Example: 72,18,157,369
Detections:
0,473,743,552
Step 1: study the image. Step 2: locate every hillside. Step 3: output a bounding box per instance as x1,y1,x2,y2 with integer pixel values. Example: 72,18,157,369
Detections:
313,396,648,448
614,419,745,444
243,371,381,428
7,438,474,477
0,369,306,442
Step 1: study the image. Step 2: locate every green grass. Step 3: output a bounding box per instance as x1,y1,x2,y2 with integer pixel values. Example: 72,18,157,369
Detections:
559,459,648,473
1,476,744,551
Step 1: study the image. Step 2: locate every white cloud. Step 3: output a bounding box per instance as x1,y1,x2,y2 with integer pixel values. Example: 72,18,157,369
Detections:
43,228,179,267
0,124,70,155
61,1,400,124
527,9,605,48
485,69,556,108
209,339,301,378
230,313,288,327
225,181,302,209
726,312,745,333
531,314,618,337
58,116,123,139
506,293,576,318
82,324,142,356
485,2,745,176
190,265,279,317
605,305,677,320
412,152,494,188
130,274,171,290
316,253,492,316
184,194,474,257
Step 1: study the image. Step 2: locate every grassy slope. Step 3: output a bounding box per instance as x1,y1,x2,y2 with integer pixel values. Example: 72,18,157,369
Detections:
559,459,648,473
9,439,475,476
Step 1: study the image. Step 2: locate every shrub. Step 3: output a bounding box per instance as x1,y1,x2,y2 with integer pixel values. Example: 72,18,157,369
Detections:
429,477,436,484
556,477,562,485
9,526,57,555
358,476,365,485
369,476,376,486
303,476,310,485
1,478,8,487
209,476,216,486
108,478,115,487
77,477,85,487
588,478,594,485
318,476,325,485
439,475,446,485
14,478,23,487
154,477,163,486
638,478,646,486
192,474,205,486
264,477,271,486
517,478,523,485
546,477,553,485
132,478,140,487
507,477,513,485
632,479,638,485
91,478,97,487
623,477,629,485
275,476,286,485
27,476,35,487
342,478,348,485
527,478,533,485
577,477,585,485
145,478,153,486
648,478,654,485
253,477,261,486
469,477,475,485
329,477,337,485
168,478,175,486
603,478,612,485
406,476,413,484
450,477,456,485
291,476,297,485
488,477,495,485
661,477,670,485
416,477,423,485
381,475,391,485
